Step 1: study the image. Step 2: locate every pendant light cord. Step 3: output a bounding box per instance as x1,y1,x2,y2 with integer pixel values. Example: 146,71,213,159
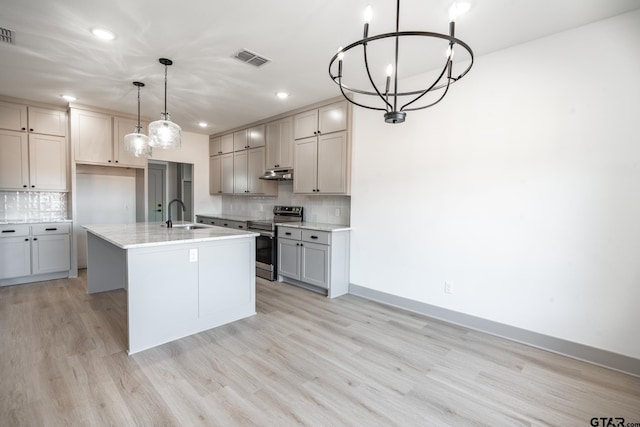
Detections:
136,85,141,130
163,64,168,117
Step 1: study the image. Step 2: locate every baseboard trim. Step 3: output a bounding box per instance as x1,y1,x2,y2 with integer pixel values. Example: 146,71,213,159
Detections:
349,284,640,378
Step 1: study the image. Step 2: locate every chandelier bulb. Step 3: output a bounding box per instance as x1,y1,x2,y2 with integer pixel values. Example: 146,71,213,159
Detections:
386,64,394,77
363,5,373,24
449,3,458,21
337,46,344,61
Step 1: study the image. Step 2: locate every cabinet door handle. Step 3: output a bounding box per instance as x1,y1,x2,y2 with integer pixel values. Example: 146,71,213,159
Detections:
29,128,34,132
108,160,112,163
310,235,318,239
285,232,292,236
2,230,16,233
23,185,27,188
25,238,29,241
21,127,26,131
45,228,57,231
115,160,119,163
33,238,37,241
31,185,35,188
156,209,161,212
238,225,244,229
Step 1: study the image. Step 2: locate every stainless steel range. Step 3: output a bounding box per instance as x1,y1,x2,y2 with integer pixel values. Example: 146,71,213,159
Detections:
247,206,303,281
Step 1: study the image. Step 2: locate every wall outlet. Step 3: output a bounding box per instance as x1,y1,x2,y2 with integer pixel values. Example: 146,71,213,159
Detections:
444,281,454,294
189,248,198,262
335,208,341,217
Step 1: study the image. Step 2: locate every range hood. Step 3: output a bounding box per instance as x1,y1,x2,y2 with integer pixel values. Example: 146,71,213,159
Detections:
259,168,293,181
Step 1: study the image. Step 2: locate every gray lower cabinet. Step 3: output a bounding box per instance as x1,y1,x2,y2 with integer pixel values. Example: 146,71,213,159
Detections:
196,215,248,230
0,222,71,286
277,226,350,298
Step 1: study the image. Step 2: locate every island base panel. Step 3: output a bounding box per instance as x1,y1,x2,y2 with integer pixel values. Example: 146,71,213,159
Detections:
126,238,256,354
86,232,126,294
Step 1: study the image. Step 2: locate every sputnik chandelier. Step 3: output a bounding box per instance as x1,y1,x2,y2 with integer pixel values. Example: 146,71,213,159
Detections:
329,0,474,124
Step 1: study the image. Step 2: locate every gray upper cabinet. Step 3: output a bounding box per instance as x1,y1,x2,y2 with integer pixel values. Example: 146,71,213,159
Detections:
27,107,67,137
293,100,350,195
210,134,235,155
0,101,28,132
71,107,146,168
0,101,68,191
293,100,347,140
265,116,293,169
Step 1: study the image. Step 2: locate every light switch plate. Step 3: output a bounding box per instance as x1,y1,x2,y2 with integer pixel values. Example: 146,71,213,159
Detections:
189,248,198,262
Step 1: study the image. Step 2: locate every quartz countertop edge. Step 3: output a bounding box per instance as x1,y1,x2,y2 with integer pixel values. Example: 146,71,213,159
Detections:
83,222,259,249
276,222,351,232
1,218,73,225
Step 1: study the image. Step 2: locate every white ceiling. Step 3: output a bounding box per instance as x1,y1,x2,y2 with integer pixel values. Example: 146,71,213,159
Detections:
1,0,639,134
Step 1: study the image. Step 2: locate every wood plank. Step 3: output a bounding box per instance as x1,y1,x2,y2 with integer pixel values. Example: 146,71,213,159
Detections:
1,271,639,425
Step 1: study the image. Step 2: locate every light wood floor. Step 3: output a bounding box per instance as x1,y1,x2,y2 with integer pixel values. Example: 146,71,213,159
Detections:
1,272,639,426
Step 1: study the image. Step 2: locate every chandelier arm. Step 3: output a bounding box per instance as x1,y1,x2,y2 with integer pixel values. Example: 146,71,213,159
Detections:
362,43,393,111
328,31,473,95
403,78,451,112
334,76,388,112
400,57,451,111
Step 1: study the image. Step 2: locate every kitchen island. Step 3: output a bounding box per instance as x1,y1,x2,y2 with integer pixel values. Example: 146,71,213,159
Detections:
83,222,258,354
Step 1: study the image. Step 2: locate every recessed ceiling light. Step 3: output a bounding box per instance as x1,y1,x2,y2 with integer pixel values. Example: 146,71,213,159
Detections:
61,95,76,102
276,92,289,99
91,28,116,41
198,122,208,128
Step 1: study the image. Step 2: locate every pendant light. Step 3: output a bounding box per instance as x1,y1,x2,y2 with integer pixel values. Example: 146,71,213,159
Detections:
329,1,474,124
124,82,151,158
148,58,181,149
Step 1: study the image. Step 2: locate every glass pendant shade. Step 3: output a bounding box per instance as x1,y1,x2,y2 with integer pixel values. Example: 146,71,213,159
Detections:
124,129,151,157
148,113,181,149
124,81,151,157
148,58,181,149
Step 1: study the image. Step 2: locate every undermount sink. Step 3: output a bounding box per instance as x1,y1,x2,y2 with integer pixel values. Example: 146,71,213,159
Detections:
163,223,211,230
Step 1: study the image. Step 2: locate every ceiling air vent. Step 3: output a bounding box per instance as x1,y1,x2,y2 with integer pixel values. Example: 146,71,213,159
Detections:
232,48,270,67
0,27,15,44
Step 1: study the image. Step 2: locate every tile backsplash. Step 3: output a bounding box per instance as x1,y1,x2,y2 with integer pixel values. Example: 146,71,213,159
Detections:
221,182,350,225
0,191,68,221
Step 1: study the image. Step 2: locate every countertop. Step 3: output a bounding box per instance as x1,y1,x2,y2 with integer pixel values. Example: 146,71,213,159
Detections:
83,221,258,249
276,222,351,232
197,213,270,222
0,218,72,225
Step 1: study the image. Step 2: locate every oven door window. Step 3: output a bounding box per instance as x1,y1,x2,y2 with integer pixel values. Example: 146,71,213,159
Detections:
256,235,274,266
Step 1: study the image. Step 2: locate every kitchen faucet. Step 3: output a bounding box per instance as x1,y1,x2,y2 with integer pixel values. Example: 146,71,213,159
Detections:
166,199,186,228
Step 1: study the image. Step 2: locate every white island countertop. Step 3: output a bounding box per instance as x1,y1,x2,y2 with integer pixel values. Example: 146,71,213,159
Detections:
83,221,258,249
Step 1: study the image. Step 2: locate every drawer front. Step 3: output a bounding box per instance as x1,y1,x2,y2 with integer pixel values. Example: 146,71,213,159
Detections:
302,229,330,245
223,220,247,230
279,227,301,240
0,224,30,237
32,223,71,235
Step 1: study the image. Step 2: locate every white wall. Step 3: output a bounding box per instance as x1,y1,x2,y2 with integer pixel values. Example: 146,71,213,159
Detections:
150,130,221,216
76,168,137,268
350,10,640,359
